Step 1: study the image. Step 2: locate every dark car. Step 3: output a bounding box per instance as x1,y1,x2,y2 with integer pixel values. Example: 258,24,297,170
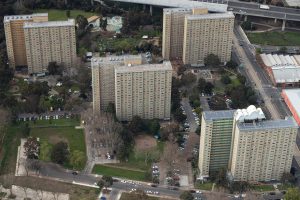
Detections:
72,171,78,175
189,190,196,193
151,184,158,187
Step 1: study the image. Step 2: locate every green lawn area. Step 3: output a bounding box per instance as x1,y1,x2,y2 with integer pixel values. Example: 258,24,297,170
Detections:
247,31,300,46
195,182,213,191
92,165,147,181
30,120,86,170
278,184,293,191
28,118,80,127
252,184,274,192
0,125,23,174
120,193,159,200
35,9,97,21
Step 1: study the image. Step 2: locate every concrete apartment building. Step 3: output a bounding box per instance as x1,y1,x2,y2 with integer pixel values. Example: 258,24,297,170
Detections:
183,12,234,65
4,13,48,68
91,55,142,113
115,62,172,121
198,110,235,177
162,8,208,60
24,19,77,74
199,105,298,182
230,109,298,182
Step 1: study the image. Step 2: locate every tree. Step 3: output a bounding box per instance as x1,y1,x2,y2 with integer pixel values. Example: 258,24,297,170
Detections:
97,175,113,190
48,62,63,75
204,82,214,95
204,54,220,67
50,142,69,165
70,150,85,170
24,137,40,159
181,73,196,86
177,65,187,76
198,78,207,93
174,108,187,123
100,18,108,31
285,188,300,200
148,119,160,135
226,60,238,69
76,15,88,30
221,75,231,85
128,116,145,133
180,191,194,200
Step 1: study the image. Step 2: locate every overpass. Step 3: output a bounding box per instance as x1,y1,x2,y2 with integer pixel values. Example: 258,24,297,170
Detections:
94,0,300,30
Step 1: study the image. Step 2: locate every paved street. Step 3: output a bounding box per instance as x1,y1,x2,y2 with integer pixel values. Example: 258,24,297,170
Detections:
233,25,291,120
181,98,198,132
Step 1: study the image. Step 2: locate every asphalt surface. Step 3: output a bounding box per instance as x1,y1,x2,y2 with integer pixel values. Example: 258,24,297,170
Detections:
233,25,291,119
181,98,199,132
37,162,206,199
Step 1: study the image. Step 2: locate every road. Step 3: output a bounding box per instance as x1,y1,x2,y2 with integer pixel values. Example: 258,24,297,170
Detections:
233,26,291,119
181,98,198,132
36,161,209,199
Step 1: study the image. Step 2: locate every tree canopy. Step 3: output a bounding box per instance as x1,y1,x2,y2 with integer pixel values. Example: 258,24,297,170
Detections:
204,54,220,67
51,142,69,165
180,191,194,200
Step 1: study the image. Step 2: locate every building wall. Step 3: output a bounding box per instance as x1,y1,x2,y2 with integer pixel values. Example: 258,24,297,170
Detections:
162,9,192,60
198,115,212,177
182,14,234,65
115,65,172,121
162,8,209,61
92,62,117,113
230,124,297,182
198,115,234,177
4,14,48,68
24,21,76,74
91,55,143,114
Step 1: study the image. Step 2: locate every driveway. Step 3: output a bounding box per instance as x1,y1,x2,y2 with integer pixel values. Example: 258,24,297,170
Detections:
181,98,198,132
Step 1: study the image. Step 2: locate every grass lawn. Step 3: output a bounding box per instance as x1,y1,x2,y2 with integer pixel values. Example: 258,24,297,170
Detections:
195,182,213,191
247,31,300,46
35,9,97,21
120,193,159,200
30,122,86,170
28,118,80,127
92,165,147,181
278,184,293,191
252,184,274,192
0,125,23,174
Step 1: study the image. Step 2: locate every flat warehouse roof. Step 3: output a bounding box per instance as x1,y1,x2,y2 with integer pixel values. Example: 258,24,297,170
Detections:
283,89,300,120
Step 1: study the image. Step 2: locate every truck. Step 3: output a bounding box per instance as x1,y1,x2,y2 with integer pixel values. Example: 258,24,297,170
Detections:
259,5,270,10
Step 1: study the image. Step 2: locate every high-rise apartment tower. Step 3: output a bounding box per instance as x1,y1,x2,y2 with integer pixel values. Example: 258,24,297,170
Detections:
162,8,208,60
4,13,48,68
24,19,77,74
114,62,172,121
182,12,234,65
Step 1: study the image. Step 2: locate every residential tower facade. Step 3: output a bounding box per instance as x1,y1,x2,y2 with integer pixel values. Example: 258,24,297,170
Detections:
198,110,235,177
114,62,172,121
183,12,234,65
162,8,208,60
24,19,77,74
4,13,48,68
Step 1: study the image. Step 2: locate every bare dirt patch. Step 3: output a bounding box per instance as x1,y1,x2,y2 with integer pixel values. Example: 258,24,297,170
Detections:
48,135,68,144
135,135,157,151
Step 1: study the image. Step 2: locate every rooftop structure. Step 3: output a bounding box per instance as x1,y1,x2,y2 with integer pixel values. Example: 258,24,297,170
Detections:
282,89,300,125
114,61,172,73
260,54,300,85
24,19,75,28
4,13,48,22
237,116,298,130
202,110,236,121
234,105,266,122
285,0,300,7
186,11,234,20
